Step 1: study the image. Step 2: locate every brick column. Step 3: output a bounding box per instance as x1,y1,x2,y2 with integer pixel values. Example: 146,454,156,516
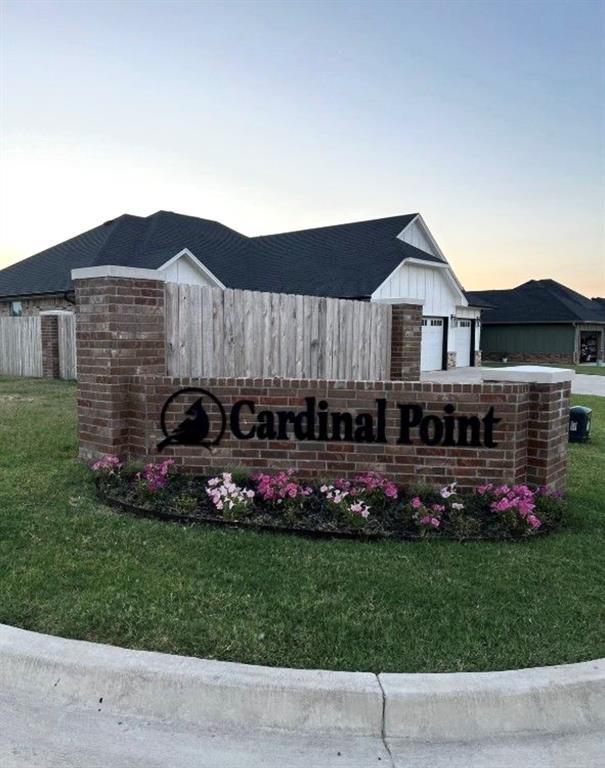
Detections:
484,368,572,491
526,381,571,491
389,304,422,381
40,312,60,378
72,266,166,461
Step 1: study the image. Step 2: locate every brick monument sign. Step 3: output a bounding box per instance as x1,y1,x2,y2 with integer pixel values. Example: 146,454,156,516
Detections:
72,267,571,491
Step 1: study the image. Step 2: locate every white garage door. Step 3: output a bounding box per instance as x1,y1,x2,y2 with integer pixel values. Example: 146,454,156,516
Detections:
421,317,444,371
455,320,472,367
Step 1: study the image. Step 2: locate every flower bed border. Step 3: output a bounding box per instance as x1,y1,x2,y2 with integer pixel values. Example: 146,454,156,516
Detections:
95,482,552,544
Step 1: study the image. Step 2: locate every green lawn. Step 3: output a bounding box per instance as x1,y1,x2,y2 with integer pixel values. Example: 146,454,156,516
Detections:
0,377,604,673
482,362,605,375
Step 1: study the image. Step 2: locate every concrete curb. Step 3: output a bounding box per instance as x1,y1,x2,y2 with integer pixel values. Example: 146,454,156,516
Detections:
1,624,604,741
0,624,382,735
380,660,605,740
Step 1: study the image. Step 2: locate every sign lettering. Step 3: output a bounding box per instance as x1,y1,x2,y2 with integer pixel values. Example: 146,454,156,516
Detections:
158,389,501,452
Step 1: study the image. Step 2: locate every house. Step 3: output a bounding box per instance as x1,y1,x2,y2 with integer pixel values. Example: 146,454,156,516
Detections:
0,210,481,371
467,280,605,364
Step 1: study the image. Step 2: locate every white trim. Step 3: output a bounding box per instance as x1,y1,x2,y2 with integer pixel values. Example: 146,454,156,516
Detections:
371,296,426,306
404,257,449,269
71,266,166,282
158,248,226,289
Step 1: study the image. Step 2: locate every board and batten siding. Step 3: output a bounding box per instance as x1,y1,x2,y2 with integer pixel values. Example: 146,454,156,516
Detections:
166,283,392,380
481,324,576,356
372,261,459,317
0,316,43,377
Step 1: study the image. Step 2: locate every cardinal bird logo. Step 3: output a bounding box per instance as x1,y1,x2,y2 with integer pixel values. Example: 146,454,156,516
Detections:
157,388,226,452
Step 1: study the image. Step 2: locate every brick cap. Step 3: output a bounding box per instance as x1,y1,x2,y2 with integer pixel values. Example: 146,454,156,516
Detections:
39,309,74,316
372,297,425,306
71,265,166,282
482,365,574,384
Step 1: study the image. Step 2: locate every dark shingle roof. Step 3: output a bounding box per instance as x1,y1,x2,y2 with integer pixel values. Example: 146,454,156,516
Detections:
467,280,605,324
246,214,442,297
0,211,442,300
0,212,250,298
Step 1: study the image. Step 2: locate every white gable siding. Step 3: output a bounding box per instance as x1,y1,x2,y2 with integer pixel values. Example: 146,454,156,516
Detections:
159,254,217,287
372,262,459,317
397,219,440,257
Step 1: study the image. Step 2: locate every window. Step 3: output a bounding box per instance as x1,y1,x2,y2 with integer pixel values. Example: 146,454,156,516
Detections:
10,301,22,317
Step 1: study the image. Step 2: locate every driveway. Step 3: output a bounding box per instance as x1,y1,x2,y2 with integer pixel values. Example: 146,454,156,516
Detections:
421,367,605,397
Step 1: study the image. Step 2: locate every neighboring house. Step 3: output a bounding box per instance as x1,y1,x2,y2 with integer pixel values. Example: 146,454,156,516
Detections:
467,280,605,364
0,210,481,371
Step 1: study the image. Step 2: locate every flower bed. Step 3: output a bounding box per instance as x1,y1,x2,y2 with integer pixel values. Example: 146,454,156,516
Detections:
91,456,565,542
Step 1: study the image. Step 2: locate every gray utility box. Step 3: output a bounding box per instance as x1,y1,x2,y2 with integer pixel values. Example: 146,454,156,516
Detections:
569,406,592,443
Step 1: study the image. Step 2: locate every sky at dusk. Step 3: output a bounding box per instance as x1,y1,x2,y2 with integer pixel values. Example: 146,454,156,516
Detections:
1,0,604,295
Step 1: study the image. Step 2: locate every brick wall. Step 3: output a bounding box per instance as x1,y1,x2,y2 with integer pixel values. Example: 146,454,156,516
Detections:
390,304,422,380
127,376,539,488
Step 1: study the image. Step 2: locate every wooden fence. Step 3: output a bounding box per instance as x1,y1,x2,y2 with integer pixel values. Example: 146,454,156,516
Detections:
166,284,392,380
0,316,43,377
58,313,77,380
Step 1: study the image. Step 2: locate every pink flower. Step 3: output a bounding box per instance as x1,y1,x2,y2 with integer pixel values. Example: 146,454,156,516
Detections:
491,498,512,513
527,514,542,529
91,454,123,474
432,503,445,514
410,496,423,510
350,501,371,519
476,483,493,496
517,499,535,518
